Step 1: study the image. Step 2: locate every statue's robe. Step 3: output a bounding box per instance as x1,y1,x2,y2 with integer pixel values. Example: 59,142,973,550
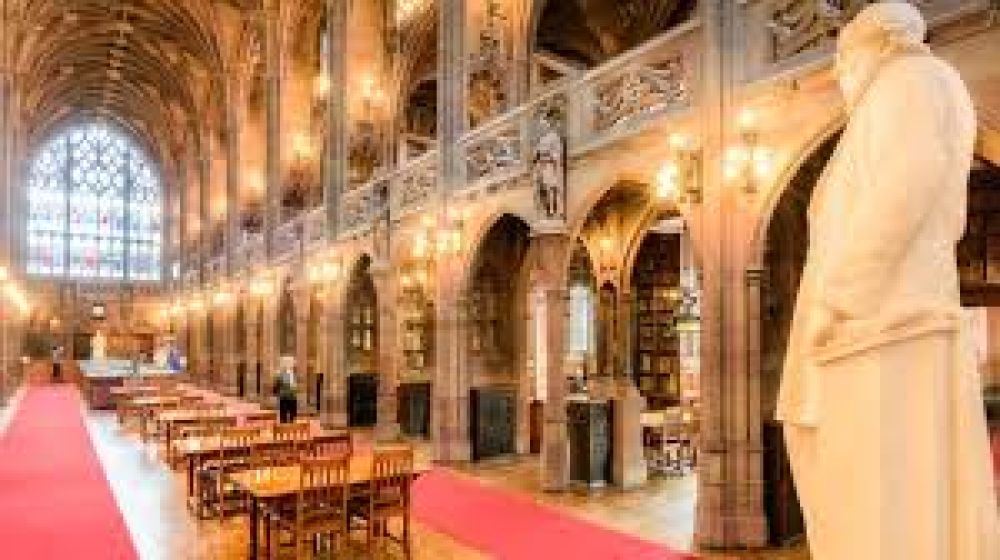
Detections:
778,53,1000,559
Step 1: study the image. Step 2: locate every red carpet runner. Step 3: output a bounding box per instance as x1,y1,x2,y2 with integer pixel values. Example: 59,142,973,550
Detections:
413,468,697,560
0,385,137,559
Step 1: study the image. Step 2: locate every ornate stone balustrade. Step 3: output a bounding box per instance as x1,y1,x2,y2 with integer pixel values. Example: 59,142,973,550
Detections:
391,152,438,217
751,0,987,75
273,213,306,261
457,19,702,193
340,175,389,235
302,207,327,248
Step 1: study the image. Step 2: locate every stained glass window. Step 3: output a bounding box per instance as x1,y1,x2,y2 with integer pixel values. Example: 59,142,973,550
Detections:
26,123,162,281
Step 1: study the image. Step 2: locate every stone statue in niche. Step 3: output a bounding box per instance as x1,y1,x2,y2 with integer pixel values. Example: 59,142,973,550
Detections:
532,110,566,223
778,4,1000,559
348,122,381,187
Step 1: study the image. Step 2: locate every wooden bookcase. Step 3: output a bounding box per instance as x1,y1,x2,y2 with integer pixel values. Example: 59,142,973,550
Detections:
631,232,682,409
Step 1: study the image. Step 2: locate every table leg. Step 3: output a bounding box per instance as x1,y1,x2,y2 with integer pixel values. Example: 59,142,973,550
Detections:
249,496,260,560
166,422,173,465
187,455,195,497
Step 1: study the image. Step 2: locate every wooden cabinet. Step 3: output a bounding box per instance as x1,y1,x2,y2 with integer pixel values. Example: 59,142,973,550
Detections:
568,399,613,486
348,373,378,427
470,386,516,460
398,382,431,437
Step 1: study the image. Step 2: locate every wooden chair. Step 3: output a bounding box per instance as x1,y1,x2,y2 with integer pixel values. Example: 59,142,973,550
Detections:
307,433,353,458
353,447,413,559
198,426,261,518
270,455,352,559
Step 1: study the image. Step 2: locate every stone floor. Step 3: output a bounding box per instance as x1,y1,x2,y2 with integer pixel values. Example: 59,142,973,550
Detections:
77,408,806,559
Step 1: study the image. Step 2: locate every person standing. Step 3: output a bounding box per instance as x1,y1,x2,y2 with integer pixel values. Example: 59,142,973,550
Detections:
51,345,63,383
275,356,298,424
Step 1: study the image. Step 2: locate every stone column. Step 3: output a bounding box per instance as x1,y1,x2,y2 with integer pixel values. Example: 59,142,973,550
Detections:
263,0,283,260
431,250,471,461
533,233,571,491
694,0,767,547
259,295,279,406
294,286,311,411
221,77,244,394
245,309,261,397
324,0,347,235
431,0,471,463
371,263,400,439
325,286,348,427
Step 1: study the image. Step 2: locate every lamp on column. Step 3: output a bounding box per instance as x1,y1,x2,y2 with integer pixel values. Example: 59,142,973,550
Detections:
723,108,773,195
657,133,702,204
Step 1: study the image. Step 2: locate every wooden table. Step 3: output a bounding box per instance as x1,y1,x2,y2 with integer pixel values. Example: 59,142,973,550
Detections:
229,447,426,559
127,395,187,439
158,408,278,463
172,430,351,500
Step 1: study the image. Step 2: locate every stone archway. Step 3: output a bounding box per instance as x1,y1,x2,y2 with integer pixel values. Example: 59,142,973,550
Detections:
465,213,533,460
344,254,379,427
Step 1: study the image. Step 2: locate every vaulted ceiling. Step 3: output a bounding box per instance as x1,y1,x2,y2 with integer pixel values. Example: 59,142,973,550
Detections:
7,0,265,177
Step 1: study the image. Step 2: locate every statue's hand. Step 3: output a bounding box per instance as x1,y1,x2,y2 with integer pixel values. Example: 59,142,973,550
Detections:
808,305,845,350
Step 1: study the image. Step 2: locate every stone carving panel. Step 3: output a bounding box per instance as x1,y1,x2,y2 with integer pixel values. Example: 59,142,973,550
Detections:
593,55,690,132
465,128,522,183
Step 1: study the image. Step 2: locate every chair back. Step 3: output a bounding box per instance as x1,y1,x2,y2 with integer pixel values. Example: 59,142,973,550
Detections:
307,432,353,458
371,447,413,508
298,455,351,520
220,426,262,464
273,421,311,442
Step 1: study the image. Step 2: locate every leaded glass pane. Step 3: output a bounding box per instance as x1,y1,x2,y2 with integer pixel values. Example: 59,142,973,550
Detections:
25,123,162,282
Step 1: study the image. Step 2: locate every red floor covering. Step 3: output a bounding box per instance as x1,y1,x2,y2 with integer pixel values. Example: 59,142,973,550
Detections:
0,385,137,560
412,468,697,560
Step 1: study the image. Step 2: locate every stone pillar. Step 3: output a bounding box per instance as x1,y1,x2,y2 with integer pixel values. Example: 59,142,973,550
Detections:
432,256,471,462
294,287,311,410
437,0,468,193
259,295,279,406
263,0,283,260
532,232,571,491
324,0,346,235
693,0,767,547
325,287,348,427
373,263,401,439
245,310,261,397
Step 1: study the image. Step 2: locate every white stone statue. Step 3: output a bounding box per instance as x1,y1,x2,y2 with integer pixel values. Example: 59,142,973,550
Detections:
533,112,566,221
778,4,1000,559
91,329,107,361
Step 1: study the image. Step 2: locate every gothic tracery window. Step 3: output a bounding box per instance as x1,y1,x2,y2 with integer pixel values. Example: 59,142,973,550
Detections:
26,123,162,281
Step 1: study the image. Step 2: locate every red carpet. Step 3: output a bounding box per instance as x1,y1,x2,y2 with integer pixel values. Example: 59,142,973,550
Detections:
0,385,137,559
413,468,696,560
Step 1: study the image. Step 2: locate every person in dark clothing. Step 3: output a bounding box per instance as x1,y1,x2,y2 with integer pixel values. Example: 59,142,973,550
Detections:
51,346,63,383
275,356,298,423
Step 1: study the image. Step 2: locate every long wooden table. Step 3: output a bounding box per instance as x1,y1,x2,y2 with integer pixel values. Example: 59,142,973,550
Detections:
157,407,278,463
229,447,427,559
172,430,351,500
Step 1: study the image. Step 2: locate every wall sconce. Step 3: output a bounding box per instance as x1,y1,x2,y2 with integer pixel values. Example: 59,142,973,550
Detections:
250,276,273,297
212,286,233,308
598,235,617,276
657,133,702,204
724,109,773,195
435,221,463,256
188,294,206,314
314,74,330,100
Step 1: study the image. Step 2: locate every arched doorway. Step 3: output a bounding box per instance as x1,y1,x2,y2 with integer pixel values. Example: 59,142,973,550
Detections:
345,255,379,427
467,214,532,460
398,253,435,438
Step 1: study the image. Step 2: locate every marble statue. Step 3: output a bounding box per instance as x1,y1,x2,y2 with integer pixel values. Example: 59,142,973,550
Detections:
533,112,566,221
778,3,1000,559
91,329,107,361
